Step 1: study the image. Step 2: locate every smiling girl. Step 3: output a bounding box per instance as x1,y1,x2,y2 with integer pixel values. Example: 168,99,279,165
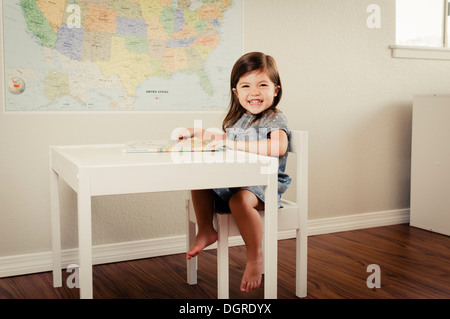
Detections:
181,52,291,292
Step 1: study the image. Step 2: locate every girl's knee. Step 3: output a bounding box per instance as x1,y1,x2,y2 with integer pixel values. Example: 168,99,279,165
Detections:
229,190,258,211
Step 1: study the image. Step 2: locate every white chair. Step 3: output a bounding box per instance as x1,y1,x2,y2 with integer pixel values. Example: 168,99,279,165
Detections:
186,130,308,298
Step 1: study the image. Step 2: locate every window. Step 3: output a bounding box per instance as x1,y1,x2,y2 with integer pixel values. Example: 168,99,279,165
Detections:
392,0,450,60
396,0,446,47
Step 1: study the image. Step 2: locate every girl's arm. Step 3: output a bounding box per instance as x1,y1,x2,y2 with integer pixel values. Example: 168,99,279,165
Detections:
224,129,288,157
203,130,225,141
178,128,225,141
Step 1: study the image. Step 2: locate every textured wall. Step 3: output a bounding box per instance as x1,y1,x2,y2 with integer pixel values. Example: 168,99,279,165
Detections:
1,0,450,257
243,0,450,218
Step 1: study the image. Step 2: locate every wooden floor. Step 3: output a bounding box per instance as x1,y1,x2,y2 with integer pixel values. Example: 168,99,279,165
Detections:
1,224,449,299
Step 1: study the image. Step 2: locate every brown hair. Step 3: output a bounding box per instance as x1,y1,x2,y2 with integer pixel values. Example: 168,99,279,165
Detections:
222,52,283,132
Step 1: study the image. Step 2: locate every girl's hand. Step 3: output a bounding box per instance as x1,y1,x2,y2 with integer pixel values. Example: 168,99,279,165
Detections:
223,139,237,150
206,139,225,150
206,139,232,151
176,128,194,140
209,130,288,156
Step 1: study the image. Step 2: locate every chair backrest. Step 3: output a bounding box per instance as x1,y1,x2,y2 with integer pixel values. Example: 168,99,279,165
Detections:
288,130,308,212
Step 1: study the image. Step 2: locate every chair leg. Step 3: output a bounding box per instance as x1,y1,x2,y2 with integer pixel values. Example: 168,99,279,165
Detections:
186,199,197,285
296,227,307,298
261,233,265,274
217,214,229,299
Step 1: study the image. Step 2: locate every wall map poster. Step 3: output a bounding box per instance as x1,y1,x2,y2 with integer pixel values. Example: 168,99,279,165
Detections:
1,0,242,111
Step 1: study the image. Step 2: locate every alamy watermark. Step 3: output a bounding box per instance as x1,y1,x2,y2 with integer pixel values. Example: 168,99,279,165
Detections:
366,264,381,289
66,264,80,289
66,264,381,291
367,4,381,29
169,120,278,175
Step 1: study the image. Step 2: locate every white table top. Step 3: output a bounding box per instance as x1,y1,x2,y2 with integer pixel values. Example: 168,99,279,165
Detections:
50,144,268,168
50,144,278,196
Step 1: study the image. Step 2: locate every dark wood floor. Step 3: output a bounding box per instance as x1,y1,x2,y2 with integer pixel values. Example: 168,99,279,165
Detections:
1,224,449,300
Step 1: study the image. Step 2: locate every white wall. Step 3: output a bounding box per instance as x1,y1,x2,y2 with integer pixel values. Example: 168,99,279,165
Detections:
1,0,450,258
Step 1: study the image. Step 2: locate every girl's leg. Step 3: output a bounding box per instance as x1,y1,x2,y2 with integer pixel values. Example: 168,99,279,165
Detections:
187,189,218,260
228,190,264,292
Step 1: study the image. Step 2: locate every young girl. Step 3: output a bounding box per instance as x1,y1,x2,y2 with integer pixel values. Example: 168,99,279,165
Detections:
180,52,291,293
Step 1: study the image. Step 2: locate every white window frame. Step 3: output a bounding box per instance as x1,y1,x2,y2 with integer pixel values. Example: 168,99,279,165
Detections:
390,0,450,60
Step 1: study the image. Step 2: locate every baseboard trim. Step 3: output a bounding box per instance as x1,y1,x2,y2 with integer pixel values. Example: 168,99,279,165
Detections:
0,208,409,278
307,208,410,236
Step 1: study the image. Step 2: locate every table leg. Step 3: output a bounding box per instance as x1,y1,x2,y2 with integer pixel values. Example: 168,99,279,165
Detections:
77,170,93,299
263,161,278,299
217,214,230,299
50,168,62,287
186,199,198,285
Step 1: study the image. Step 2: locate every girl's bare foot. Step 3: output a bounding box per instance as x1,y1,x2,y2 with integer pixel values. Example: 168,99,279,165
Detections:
187,228,218,260
240,249,263,292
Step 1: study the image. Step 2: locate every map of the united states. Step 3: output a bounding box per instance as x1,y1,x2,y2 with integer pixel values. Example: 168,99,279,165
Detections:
4,0,241,111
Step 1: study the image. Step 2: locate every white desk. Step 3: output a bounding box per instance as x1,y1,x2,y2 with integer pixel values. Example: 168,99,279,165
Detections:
49,144,279,299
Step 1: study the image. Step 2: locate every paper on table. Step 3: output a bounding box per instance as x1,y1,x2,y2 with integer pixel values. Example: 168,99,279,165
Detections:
122,139,222,153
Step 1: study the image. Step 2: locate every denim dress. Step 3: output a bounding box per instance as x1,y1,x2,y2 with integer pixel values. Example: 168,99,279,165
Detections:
213,111,292,211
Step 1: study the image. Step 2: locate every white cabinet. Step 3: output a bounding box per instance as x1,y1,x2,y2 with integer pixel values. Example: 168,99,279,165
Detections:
410,95,450,236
